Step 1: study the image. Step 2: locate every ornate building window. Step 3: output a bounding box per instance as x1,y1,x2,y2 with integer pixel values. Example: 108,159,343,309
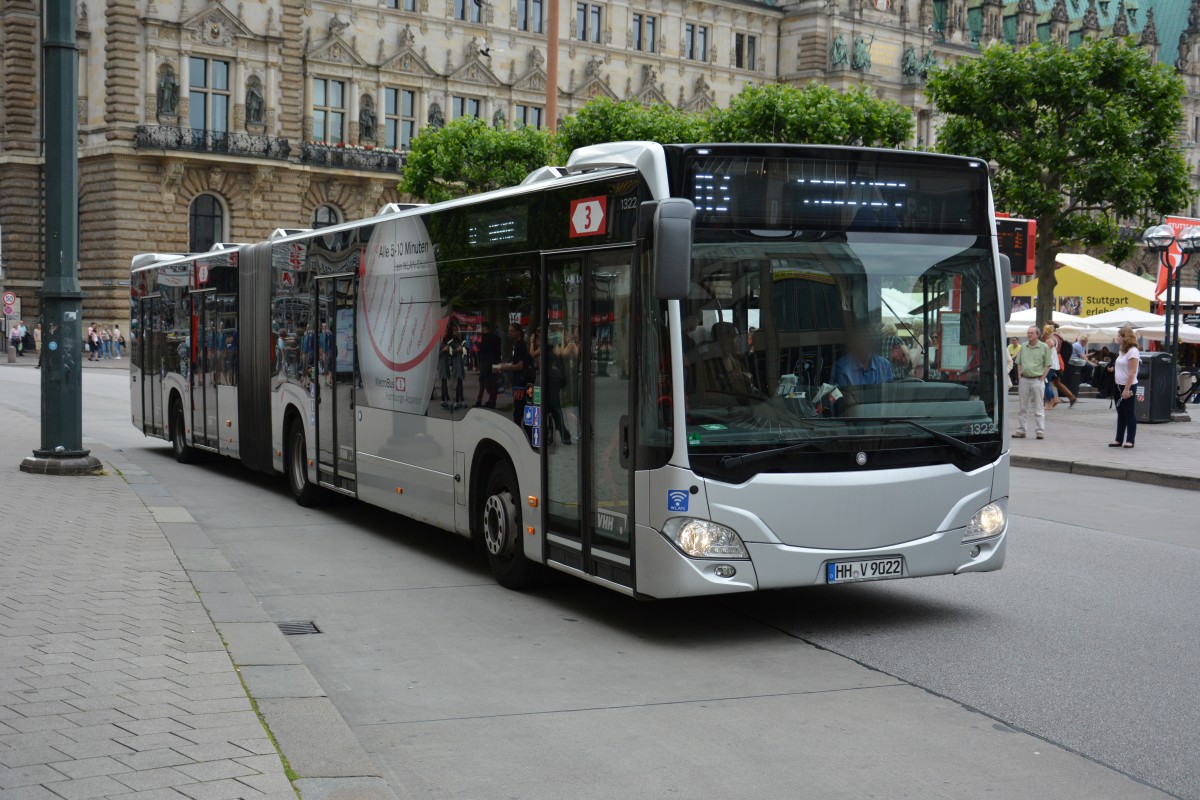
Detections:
517,0,544,32
632,14,657,52
313,78,346,143
684,24,708,61
515,105,543,128
734,33,757,69
312,205,341,229
386,0,417,8
189,57,230,134
576,3,602,43
385,88,417,149
452,96,481,119
455,0,482,23
189,194,226,253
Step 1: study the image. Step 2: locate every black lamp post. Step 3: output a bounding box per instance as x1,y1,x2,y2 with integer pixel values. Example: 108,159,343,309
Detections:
1142,224,1200,413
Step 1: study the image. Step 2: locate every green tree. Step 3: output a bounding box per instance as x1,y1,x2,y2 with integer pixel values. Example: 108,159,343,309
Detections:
926,39,1191,327
705,83,913,147
399,117,556,203
555,97,706,159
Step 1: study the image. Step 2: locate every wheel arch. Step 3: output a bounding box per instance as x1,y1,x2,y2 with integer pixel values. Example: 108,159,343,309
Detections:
469,439,518,544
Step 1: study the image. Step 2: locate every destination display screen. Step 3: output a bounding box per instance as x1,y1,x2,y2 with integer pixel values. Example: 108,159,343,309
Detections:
684,154,987,235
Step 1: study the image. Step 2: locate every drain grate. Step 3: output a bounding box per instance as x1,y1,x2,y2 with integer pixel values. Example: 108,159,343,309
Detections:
277,620,322,636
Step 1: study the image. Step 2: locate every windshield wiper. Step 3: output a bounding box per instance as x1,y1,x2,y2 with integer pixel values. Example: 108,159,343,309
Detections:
821,416,981,457
720,440,814,468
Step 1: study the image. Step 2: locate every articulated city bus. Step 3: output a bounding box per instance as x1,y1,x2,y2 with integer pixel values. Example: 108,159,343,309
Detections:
130,142,1010,598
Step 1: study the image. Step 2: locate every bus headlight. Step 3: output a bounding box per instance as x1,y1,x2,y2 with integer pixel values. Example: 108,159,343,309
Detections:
663,518,749,559
964,499,1007,543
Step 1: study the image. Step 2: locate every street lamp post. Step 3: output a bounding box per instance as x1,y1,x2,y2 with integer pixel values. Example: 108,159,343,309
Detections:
1142,224,1200,414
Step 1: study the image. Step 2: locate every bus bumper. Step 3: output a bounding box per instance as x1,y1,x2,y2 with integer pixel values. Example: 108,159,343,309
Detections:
635,522,1006,598
746,525,1007,590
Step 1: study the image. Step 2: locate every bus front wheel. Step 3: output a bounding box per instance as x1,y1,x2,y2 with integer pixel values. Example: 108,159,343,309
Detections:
170,399,198,464
286,420,320,507
481,461,540,590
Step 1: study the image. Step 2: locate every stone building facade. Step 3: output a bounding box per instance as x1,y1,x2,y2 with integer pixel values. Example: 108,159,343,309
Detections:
0,0,1197,323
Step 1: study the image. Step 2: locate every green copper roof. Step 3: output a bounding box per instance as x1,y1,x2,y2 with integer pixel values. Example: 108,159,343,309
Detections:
993,0,1187,67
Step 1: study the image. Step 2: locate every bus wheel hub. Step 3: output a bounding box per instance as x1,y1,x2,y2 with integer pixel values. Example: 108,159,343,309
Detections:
483,493,515,557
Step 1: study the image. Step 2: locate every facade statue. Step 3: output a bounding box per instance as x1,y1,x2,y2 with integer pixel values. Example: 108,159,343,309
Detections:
360,97,376,141
901,45,919,77
492,107,505,128
851,35,873,71
246,83,264,125
920,48,937,78
157,69,179,115
428,102,445,129
830,32,849,66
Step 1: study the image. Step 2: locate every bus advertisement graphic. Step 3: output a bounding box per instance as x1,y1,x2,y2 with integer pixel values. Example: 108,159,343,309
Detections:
360,215,447,412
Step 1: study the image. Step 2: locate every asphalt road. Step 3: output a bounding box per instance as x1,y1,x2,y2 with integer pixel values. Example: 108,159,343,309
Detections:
3,367,1196,798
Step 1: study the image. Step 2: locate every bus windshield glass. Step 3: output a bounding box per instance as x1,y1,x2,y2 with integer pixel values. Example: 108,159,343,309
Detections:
680,232,1003,477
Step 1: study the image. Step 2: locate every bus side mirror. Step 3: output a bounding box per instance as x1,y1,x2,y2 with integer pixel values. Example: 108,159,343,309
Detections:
653,198,695,300
998,253,1012,322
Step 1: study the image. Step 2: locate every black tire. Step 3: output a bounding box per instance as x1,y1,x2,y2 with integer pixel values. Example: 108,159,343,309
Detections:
170,399,198,464
286,419,320,507
480,460,541,590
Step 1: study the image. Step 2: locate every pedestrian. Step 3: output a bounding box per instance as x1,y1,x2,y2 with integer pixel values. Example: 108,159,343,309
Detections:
101,325,113,359
1012,325,1052,440
497,323,534,425
1109,326,1141,449
113,324,123,359
8,322,21,356
1007,337,1020,386
1041,324,1077,410
18,320,29,354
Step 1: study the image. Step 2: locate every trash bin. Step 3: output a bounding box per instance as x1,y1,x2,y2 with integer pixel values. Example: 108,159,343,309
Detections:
1136,352,1174,424
1062,360,1084,396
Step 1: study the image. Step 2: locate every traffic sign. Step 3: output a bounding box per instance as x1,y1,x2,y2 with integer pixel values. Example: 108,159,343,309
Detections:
2,291,15,306
3,305,12,316
569,196,607,238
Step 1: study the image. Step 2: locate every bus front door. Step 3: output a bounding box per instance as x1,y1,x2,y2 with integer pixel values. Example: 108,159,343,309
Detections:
315,275,357,493
139,295,163,437
544,248,635,590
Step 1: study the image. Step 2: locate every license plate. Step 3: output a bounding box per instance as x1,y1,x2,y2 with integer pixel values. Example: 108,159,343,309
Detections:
827,557,904,584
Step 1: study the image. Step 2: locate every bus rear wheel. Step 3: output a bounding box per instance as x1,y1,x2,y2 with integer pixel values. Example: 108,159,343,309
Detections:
170,399,198,464
286,420,320,507
481,461,540,590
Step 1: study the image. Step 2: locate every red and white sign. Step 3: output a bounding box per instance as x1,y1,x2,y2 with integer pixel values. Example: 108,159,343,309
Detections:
1155,215,1200,301
2,292,15,306
569,196,607,238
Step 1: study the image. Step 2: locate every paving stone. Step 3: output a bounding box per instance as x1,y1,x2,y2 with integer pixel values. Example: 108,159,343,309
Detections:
109,750,192,772
59,712,133,730
0,750,68,769
171,726,266,746
111,734,194,754
0,764,67,790
226,741,274,758
0,784,62,800
49,740,133,761
110,767,197,792
111,720,190,739
3,717,76,735
233,772,292,795
174,778,266,800
44,756,131,780
168,744,249,764
173,761,254,783
41,774,131,800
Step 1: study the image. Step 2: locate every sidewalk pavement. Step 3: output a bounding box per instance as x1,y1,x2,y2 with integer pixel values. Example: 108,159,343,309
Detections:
0,398,395,800
1006,389,1200,491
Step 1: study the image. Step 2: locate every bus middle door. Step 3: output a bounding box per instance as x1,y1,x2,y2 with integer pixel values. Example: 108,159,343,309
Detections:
543,248,635,590
315,274,357,494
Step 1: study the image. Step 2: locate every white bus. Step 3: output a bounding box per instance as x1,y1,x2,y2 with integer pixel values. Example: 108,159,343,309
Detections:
130,142,1009,598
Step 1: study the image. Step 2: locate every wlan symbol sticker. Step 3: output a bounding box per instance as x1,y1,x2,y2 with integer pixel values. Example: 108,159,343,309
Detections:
666,490,689,513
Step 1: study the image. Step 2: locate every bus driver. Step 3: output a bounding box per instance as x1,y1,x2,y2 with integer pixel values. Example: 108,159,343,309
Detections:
832,329,894,388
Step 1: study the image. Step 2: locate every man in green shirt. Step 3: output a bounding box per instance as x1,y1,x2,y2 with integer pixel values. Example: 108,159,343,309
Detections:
1013,325,1053,439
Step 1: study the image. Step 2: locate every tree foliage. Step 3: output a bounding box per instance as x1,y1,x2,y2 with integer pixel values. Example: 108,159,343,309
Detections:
706,82,913,147
926,39,1191,326
399,117,556,203
401,84,916,202
554,97,707,159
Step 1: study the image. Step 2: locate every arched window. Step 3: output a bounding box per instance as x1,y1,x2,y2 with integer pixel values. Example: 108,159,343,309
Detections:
312,205,341,229
189,194,225,252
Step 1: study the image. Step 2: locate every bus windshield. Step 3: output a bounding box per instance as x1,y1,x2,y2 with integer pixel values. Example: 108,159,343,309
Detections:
680,232,1003,477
